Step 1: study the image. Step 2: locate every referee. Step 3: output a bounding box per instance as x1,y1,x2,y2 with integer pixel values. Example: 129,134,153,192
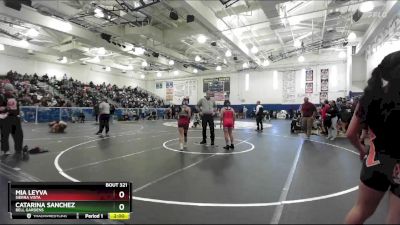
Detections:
197,91,216,145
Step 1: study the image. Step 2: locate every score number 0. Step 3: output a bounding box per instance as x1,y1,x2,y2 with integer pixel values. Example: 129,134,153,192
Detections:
118,191,125,211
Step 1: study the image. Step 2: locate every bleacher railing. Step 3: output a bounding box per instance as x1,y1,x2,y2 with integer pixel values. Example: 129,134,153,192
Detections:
20,106,167,123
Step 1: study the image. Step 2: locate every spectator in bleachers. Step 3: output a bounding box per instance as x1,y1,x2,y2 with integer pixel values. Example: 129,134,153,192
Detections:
3,70,165,110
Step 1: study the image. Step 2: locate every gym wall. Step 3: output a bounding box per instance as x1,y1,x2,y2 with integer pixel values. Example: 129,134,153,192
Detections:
0,53,146,88
151,62,347,105
366,40,400,81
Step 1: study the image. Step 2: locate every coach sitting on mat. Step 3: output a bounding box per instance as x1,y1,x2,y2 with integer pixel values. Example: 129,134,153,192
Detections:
49,120,67,133
197,91,216,146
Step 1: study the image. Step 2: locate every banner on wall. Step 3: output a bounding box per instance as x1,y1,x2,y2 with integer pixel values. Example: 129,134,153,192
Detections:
321,69,329,92
166,81,173,89
320,92,328,103
305,82,313,93
172,79,197,105
203,77,230,101
165,81,173,102
156,82,163,89
282,71,296,103
306,69,313,81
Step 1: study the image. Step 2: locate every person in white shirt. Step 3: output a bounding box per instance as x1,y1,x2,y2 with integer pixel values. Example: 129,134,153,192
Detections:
96,98,110,137
243,106,248,119
255,101,264,132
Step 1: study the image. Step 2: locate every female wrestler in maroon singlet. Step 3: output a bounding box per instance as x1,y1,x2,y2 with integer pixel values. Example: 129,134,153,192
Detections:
220,100,235,150
178,98,191,150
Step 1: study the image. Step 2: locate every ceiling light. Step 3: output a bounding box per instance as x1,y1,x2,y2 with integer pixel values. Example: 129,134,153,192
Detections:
225,50,232,57
242,62,249,69
50,20,72,32
288,17,299,26
262,60,270,67
338,51,346,59
360,1,374,13
20,39,29,47
94,8,104,18
348,32,357,41
223,59,227,64
125,44,133,51
193,68,198,73
0,44,4,51
27,28,39,37
61,21,72,32
135,47,145,55
195,55,201,62
94,8,102,14
293,39,302,48
251,46,259,54
141,61,148,67
157,72,162,78
140,74,145,79
216,65,222,71
94,12,105,18
133,1,141,8
197,35,207,44
60,56,68,64
173,70,179,76
92,56,100,63
98,47,106,55
169,60,174,65
105,66,111,72
298,55,305,62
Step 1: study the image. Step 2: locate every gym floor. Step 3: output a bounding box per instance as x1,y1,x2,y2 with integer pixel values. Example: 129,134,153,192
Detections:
0,119,389,224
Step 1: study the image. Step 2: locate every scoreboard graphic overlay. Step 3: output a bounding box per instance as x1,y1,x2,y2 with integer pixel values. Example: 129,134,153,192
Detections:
203,77,230,101
8,182,132,220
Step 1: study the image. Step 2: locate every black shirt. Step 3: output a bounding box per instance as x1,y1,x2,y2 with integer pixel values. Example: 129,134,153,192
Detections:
327,105,338,118
0,93,20,117
359,96,400,158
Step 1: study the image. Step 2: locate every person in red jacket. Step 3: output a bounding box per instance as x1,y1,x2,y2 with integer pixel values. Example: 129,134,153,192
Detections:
320,100,330,135
220,100,235,150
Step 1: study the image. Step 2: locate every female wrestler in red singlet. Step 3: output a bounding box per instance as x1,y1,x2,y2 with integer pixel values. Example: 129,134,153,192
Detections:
220,100,235,150
178,98,191,150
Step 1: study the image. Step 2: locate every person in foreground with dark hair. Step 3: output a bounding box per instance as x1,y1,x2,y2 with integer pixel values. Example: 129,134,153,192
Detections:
220,100,235,150
345,51,400,224
1,83,24,155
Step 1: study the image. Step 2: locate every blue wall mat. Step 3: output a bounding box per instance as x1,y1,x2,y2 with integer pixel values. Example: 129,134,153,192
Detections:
20,108,36,122
20,104,310,123
37,108,60,123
